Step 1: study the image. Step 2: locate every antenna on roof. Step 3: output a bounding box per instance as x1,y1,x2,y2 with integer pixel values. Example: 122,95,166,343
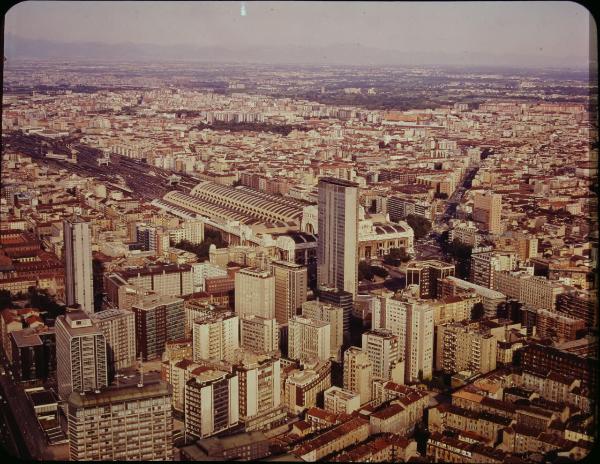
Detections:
137,352,144,388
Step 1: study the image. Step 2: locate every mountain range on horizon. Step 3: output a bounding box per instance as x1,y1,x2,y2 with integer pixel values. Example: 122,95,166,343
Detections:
3,33,594,69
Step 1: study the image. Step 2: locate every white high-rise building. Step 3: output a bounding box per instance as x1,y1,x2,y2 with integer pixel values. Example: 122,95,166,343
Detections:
64,216,94,313
272,260,307,325
240,315,279,354
301,300,344,361
343,346,373,405
90,308,136,372
361,329,401,381
317,177,359,299
192,312,239,363
235,268,275,319
288,316,331,362
56,309,108,401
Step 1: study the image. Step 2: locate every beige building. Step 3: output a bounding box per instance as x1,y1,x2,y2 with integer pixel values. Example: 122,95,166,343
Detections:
272,260,307,325
301,300,344,361
240,315,279,355
323,386,360,415
192,311,239,363
285,360,332,415
67,382,173,461
234,267,275,320
494,271,564,311
436,321,498,375
288,316,331,362
472,192,502,235
343,346,373,405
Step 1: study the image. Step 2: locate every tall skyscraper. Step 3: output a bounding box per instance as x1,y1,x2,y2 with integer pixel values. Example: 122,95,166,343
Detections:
67,381,173,461
472,192,503,235
317,177,359,299
56,309,108,400
272,260,307,325
63,216,94,313
235,267,275,319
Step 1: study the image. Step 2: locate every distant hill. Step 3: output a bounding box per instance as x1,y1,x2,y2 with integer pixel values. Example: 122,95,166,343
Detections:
3,33,593,69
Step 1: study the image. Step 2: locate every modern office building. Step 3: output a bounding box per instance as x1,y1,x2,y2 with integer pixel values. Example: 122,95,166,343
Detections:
288,316,331,362
284,360,332,415
235,267,275,319
67,381,173,461
108,264,194,299
55,309,108,400
343,346,373,405
90,308,136,372
470,250,517,289
192,311,239,363
316,177,359,299
272,260,307,325
131,294,185,361
9,326,56,382
63,216,94,313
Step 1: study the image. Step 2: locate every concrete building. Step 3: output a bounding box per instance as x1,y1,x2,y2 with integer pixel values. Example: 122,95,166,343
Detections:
470,250,517,289
67,381,173,461
272,260,307,325
361,329,401,381
439,276,507,318
472,192,503,235
111,264,194,298
301,300,344,361
233,353,283,430
323,386,360,415
494,271,564,312
185,369,239,439
63,216,94,313
56,309,108,400
193,311,239,363
131,294,185,361
288,316,331,362
284,360,332,414
435,321,498,375
240,315,279,355
234,267,275,320
343,346,373,405
90,308,136,372
317,177,359,299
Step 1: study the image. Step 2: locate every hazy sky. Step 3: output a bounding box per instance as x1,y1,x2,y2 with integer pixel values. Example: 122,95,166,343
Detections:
5,1,594,64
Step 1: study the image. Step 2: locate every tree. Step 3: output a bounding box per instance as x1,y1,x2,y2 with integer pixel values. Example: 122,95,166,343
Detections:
471,302,485,321
405,214,431,240
445,239,473,279
0,290,12,311
358,261,374,281
370,266,389,278
383,247,410,266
